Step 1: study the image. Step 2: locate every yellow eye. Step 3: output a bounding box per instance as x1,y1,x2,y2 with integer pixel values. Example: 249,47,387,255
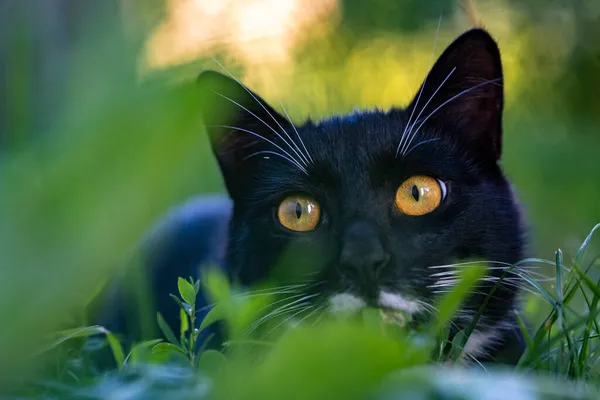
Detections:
277,195,321,232
395,175,445,216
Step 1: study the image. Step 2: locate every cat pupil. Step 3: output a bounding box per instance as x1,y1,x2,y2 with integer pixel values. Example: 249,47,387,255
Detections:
411,185,420,201
295,202,302,219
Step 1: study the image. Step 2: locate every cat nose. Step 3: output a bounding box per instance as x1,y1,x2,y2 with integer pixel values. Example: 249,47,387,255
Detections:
339,221,390,283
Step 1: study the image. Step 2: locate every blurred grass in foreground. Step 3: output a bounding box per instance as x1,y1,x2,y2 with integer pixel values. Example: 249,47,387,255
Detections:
1,0,600,398
10,231,600,399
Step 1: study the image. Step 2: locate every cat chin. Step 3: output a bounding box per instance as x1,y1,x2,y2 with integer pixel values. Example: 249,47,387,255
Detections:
328,293,366,314
326,291,422,315
378,291,423,314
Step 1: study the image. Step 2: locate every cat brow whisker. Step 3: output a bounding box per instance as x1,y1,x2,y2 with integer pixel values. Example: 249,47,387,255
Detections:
212,123,308,174
397,66,457,157
402,138,441,157
211,58,309,167
280,101,313,165
397,15,443,158
211,92,307,170
401,78,503,157
244,151,308,175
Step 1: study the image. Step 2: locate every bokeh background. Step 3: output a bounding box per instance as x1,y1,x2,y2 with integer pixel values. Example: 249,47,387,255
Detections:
1,0,599,381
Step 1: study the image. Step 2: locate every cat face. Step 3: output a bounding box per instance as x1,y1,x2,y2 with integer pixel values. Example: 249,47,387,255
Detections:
197,29,524,326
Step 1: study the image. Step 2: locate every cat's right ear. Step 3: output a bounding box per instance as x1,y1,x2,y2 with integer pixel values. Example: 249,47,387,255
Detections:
404,29,504,162
196,71,291,197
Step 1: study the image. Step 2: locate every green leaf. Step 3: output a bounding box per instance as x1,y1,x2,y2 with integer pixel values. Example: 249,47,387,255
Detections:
431,263,485,335
124,339,163,365
180,307,189,338
201,266,231,303
198,349,228,376
39,325,107,354
178,277,197,305
450,330,468,362
169,293,186,310
104,331,126,368
157,312,179,345
575,223,600,265
361,307,384,331
514,311,533,349
152,342,187,357
200,303,225,331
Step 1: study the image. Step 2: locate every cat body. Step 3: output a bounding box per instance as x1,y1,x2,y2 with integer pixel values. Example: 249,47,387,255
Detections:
96,28,528,364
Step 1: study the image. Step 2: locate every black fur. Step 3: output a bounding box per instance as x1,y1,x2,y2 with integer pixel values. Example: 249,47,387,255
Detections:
95,28,527,364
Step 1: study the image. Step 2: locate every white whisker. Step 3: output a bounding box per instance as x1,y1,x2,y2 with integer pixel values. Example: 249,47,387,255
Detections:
212,122,307,174
401,78,502,156
280,101,313,165
396,15,443,158
245,293,319,336
243,151,308,175
293,304,325,328
402,138,441,157
211,90,307,170
398,66,457,157
211,58,309,167
260,305,313,339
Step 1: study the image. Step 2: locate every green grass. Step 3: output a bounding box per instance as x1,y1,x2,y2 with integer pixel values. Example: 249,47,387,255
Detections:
4,226,599,399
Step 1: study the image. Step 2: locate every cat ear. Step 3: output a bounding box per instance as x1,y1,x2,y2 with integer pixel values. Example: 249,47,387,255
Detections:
405,28,504,160
196,71,293,197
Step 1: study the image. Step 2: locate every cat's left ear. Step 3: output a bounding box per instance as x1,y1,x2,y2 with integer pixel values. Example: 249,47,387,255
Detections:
406,28,504,161
196,71,292,198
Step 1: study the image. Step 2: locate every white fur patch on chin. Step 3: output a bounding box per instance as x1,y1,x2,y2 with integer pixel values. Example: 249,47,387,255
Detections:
378,291,423,314
328,293,366,314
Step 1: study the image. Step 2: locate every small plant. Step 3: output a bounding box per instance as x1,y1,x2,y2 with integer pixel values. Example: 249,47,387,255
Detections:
153,276,207,367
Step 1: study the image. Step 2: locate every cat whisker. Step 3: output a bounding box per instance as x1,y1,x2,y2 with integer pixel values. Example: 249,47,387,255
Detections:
259,305,314,340
210,91,307,169
245,293,319,336
292,304,326,328
244,151,309,175
246,293,306,319
280,101,313,165
402,138,441,157
235,283,311,295
212,122,307,174
312,310,327,327
401,78,503,157
396,15,443,158
427,259,553,269
211,58,309,168
431,278,542,298
415,299,438,316
429,268,551,281
397,66,457,157
244,301,311,337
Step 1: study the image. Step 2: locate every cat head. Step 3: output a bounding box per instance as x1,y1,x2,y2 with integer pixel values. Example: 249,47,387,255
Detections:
197,29,524,327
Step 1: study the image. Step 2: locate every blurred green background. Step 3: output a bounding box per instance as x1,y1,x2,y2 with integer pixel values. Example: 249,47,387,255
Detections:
1,0,599,382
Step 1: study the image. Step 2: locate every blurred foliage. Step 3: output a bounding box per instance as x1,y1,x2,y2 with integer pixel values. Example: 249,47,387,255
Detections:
1,0,600,397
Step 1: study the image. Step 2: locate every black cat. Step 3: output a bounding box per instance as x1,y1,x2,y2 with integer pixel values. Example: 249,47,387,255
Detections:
95,28,527,364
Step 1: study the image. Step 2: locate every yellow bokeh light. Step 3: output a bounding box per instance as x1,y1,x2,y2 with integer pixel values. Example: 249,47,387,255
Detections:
145,0,338,68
